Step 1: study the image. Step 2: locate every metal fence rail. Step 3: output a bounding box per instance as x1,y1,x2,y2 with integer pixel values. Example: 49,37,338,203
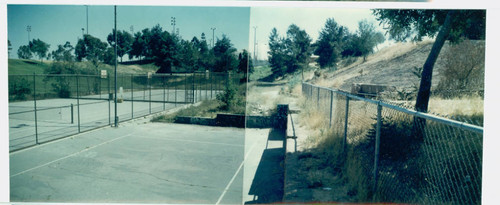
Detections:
8,72,238,152
301,82,483,204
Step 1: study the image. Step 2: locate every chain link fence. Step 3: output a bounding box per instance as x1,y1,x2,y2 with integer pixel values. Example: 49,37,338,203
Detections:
302,82,483,204
8,72,237,152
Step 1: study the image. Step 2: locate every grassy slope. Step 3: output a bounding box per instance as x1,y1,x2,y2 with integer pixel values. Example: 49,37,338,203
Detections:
8,59,50,75
8,59,159,75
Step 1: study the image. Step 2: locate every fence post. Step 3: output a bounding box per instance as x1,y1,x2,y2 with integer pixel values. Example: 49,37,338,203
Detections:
149,75,151,114
33,73,38,144
329,90,333,128
210,72,213,99
71,103,74,124
205,73,208,101
131,74,134,119
309,84,313,101
163,75,166,110
192,72,195,103
99,75,102,99
343,96,350,151
76,74,81,133
317,87,320,108
373,103,382,198
108,75,111,125
174,74,178,106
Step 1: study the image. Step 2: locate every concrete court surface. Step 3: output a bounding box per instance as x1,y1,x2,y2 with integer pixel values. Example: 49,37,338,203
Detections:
10,121,245,204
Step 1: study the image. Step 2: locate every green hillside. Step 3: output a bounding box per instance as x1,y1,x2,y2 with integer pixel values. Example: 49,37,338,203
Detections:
8,59,160,76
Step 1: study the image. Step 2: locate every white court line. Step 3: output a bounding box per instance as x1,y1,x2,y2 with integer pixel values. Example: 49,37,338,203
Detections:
215,139,259,205
10,132,134,178
141,136,244,147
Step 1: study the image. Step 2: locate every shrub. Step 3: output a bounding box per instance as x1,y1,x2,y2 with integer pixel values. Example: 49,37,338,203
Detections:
435,39,485,98
9,78,32,101
216,79,246,114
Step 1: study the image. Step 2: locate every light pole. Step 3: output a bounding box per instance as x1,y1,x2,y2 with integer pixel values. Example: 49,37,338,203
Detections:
86,5,89,34
114,5,118,127
210,27,216,48
253,26,257,61
26,25,31,43
171,17,176,34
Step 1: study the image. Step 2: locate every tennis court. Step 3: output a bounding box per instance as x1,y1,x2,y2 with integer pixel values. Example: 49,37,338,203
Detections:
10,122,245,204
8,88,220,152
8,72,231,152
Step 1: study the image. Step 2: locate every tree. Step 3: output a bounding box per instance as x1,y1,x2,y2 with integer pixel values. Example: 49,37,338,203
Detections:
178,39,198,72
212,35,237,72
285,24,312,75
267,25,312,79
351,20,385,61
51,42,75,62
238,49,253,80
8,40,12,58
29,39,50,62
129,29,151,61
373,9,485,113
314,18,349,69
373,9,486,142
75,34,108,70
17,45,32,59
268,28,288,78
147,24,180,73
46,42,78,98
107,29,133,62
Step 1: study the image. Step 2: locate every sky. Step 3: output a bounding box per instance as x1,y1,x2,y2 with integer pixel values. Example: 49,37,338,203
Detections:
7,5,251,60
250,7,388,60
8,5,392,61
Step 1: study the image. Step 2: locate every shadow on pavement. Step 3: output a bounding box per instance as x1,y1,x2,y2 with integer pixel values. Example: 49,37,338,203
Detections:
245,128,286,204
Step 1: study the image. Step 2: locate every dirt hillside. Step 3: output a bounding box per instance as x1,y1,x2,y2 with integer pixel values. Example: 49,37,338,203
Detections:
309,40,450,92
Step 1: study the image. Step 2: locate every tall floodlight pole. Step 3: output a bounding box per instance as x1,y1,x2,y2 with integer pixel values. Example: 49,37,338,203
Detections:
114,5,118,127
171,17,176,34
26,25,31,43
253,26,257,61
86,5,89,34
210,27,216,48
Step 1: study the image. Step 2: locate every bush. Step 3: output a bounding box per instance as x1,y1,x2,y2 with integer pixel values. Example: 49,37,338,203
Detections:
9,78,32,101
216,79,246,114
435,39,485,98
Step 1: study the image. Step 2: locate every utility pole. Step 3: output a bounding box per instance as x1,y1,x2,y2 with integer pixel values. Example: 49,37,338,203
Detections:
26,25,31,43
253,26,257,61
171,17,176,34
210,27,216,48
114,5,118,127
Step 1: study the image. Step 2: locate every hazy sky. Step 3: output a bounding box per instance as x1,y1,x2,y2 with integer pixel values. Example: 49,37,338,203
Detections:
8,5,251,59
249,7,388,60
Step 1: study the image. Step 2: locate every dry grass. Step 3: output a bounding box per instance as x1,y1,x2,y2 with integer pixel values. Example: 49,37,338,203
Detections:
428,96,483,117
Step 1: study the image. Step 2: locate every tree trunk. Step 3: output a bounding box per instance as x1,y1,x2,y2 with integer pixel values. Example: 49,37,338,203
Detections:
413,10,456,141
